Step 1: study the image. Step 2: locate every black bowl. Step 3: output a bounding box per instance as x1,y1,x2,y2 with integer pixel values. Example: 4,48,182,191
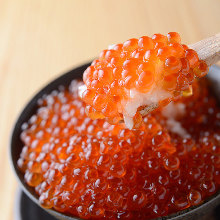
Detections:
10,63,220,220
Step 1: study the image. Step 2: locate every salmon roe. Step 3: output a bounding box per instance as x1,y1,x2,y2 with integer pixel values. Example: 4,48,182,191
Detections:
17,79,220,219
81,32,209,127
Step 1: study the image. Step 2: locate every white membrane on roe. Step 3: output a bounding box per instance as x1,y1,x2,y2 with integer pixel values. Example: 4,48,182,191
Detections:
162,102,186,118
166,119,189,137
162,102,190,137
123,115,134,130
78,84,174,130
122,87,172,129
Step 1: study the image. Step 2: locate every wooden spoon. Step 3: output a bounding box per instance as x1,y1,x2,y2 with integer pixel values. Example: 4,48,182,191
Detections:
139,33,220,116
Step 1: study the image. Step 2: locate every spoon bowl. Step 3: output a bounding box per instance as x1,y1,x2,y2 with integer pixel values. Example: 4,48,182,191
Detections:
10,63,220,220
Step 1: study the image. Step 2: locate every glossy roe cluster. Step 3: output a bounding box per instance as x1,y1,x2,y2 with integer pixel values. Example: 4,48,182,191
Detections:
81,32,208,125
18,80,219,220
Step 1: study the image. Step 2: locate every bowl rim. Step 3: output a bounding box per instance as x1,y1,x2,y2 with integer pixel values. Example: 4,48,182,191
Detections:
9,63,220,220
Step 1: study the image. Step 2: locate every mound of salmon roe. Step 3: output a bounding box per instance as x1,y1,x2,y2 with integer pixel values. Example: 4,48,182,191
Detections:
81,32,209,128
18,79,219,220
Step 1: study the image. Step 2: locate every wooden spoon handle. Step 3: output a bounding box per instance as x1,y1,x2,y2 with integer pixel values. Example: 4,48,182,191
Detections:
189,33,220,66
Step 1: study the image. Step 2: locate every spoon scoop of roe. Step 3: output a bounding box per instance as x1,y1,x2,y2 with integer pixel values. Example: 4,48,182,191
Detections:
79,32,220,129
